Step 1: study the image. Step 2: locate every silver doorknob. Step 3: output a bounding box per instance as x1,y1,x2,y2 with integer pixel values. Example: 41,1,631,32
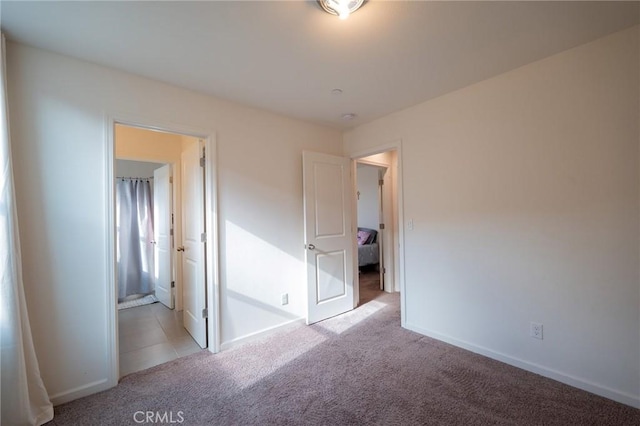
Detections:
307,244,316,250
177,246,185,252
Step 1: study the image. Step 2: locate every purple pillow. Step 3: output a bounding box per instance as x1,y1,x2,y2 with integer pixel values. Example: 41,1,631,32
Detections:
357,230,371,246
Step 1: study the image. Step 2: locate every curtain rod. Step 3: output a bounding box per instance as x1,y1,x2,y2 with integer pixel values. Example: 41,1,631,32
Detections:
116,177,154,180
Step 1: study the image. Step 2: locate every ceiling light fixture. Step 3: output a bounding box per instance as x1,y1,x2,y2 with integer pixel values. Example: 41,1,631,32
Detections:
341,113,357,121
317,0,365,20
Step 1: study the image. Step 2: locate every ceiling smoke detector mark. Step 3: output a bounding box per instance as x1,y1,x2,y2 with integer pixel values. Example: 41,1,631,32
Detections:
341,113,357,121
331,88,343,95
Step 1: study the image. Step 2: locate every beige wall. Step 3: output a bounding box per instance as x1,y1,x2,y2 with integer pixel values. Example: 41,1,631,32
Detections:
356,164,380,230
8,42,342,404
116,125,184,162
345,26,640,407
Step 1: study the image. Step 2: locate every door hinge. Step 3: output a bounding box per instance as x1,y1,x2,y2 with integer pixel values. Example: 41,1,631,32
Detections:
200,156,205,167
201,232,207,242
379,223,385,230
383,267,386,274
379,179,384,186
170,228,174,236
202,308,208,318
169,176,173,184
171,281,175,288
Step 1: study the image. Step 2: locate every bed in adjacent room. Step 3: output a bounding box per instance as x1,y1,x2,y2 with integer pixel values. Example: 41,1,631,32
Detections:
357,227,379,268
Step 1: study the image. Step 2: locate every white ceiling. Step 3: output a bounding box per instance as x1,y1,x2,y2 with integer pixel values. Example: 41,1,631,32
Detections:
1,1,638,129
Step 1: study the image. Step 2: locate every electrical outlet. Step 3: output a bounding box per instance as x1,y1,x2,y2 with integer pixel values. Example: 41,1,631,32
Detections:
281,293,289,306
530,322,543,340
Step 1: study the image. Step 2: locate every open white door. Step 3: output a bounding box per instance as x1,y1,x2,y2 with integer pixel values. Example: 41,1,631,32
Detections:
153,164,173,308
181,139,207,348
377,168,385,291
303,151,354,324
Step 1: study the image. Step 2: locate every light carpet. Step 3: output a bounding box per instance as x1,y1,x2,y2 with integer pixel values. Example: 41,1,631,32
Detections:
49,274,639,425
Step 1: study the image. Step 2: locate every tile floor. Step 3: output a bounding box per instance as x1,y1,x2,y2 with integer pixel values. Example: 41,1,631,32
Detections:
118,302,203,377
118,271,381,378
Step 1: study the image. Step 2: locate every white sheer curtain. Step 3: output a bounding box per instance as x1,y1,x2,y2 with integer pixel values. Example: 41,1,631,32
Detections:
116,178,155,300
0,34,54,425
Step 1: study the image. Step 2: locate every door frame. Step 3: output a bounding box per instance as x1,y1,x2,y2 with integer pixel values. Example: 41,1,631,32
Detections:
349,140,406,327
355,161,389,291
105,113,220,386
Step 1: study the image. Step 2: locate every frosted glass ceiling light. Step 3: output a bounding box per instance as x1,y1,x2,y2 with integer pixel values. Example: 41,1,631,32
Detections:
317,0,365,20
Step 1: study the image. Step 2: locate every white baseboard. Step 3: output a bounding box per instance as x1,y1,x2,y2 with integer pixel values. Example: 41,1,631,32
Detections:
220,318,305,351
404,322,640,409
50,319,307,405
49,378,114,406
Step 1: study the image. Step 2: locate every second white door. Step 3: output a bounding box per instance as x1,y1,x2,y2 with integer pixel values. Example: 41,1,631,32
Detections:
181,139,207,348
303,151,355,324
153,164,173,308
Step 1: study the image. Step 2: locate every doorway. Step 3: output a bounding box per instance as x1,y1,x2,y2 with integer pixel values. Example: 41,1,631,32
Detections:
356,162,387,305
352,148,402,310
107,120,219,381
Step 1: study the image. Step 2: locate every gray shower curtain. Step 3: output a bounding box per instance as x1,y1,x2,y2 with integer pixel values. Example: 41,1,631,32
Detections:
116,178,155,300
